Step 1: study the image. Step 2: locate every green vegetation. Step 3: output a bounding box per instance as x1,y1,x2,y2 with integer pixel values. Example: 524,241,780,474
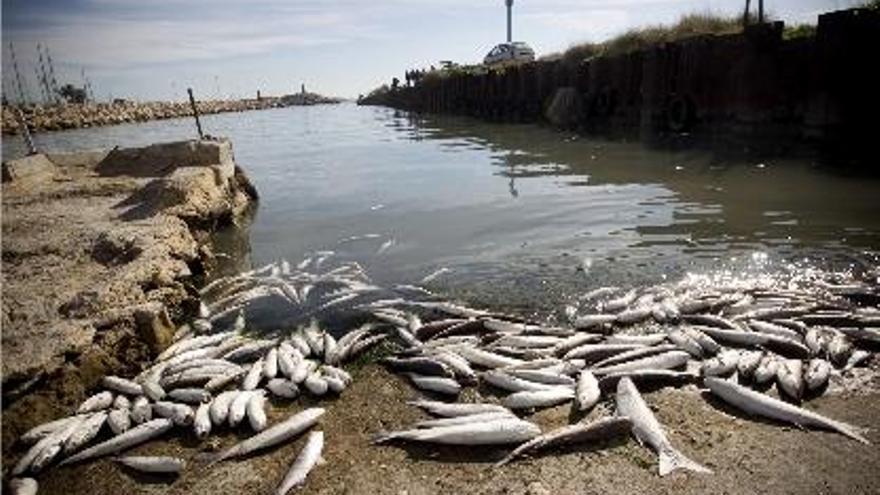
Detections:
545,13,744,66
783,23,816,40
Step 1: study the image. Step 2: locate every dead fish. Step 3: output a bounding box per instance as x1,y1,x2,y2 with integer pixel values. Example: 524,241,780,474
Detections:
247,392,269,431
102,376,144,396
495,416,633,466
243,358,265,390
113,395,131,410
77,391,115,414
229,391,258,427
695,326,810,359
209,391,239,426
429,351,477,383
153,402,195,426
701,349,740,377
592,345,679,369
553,333,605,355
167,388,212,404
667,331,703,358
194,402,212,439
374,417,540,445
615,307,653,325
682,327,721,355
454,346,524,368
267,379,300,399
604,334,668,346
601,290,637,313
63,412,108,454
753,355,780,385
263,349,280,377
573,314,618,331
415,412,513,429
506,369,575,386
405,373,461,396
682,314,738,329
804,359,831,392
598,369,697,393
19,416,80,445
21,417,83,474
8,478,38,495
736,351,764,382
575,370,600,412
748,320,803,341
593,351,691,376
564,344,643,362
108,409,131,435
408,400,510,418
827,334,853,367
60,418,175,466
115,455,185,474
304,374,330,396
481,370,559,393
844,350,872,371
213,408,325,462
705,377,869,443
615,377,711,476
777,359,805,401
276,431,324,495
383,357,453,377
502,387,575,410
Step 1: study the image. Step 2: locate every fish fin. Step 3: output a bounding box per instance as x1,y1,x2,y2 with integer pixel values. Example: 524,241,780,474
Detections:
658,449,712,476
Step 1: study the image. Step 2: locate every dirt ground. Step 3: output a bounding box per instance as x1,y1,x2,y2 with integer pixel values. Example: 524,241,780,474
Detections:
27,360,880,495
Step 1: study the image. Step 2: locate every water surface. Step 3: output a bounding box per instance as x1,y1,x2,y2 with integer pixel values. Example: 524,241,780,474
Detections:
4,103,878,312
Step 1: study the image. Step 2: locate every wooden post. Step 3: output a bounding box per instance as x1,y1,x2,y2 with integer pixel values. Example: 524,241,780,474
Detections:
758,0,764,24
15,108,37,155
187,88,204,139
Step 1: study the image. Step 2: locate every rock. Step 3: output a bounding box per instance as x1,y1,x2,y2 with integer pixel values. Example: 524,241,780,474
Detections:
134,303,175,355
1,154,56,186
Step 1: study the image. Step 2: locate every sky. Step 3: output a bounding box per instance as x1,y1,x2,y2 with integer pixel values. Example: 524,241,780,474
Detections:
0,0,865,102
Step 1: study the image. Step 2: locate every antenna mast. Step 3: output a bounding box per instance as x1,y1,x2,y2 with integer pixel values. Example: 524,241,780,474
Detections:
44,44,61,101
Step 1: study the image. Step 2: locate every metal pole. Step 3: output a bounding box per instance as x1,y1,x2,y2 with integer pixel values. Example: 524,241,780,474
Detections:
506,0,513,43
9,43,28,104
758,0,764,24
15,108,37,155
187,88,204,139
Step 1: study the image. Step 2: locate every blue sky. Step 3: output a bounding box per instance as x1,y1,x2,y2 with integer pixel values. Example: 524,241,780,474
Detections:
1,0,863,102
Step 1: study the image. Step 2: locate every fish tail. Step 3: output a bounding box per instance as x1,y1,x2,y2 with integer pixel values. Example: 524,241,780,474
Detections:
371,431,398,444
834,422,871,445
658,448,712,476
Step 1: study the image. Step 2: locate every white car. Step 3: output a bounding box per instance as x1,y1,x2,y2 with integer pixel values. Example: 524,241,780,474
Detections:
483,42,535,66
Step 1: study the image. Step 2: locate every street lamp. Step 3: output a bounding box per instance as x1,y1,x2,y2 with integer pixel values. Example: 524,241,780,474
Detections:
506,0,513,43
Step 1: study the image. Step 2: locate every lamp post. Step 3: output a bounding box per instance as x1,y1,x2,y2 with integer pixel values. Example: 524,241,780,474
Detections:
506,0,513,43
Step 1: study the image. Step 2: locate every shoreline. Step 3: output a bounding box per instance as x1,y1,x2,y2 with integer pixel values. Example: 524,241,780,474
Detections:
1,138,257,458
1,92,343,136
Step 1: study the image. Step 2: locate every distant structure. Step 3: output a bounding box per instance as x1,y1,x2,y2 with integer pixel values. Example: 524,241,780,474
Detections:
8,42,28,104
301,83,306,95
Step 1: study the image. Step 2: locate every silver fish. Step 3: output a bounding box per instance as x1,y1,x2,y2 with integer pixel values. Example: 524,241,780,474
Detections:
153,402,194,426
753,355,780,385
593,351,691,376
267,378,300,399
115,455,185,474
63,412,108,454
229,391,257,427
503,388,575,410
405,373,461,395
481,370,559,393
108,409,131,435
415,412,513,429
374,417,541,445
209,391,239,426
496,416,633,466
805,359,831,391
776,359,805,401
59,418,175,465
167,388,212,404
615,377,711,476
8,478,38,495
247,392,269,431
597,369,697,393
77,391,114,414
194,402,212,439
705,377,869,444
304,373,330,395
667,331,703,358
275,431,324,495
701,350,739,377
214,408,325,462
102,376,144,396
736,351,764,381
575,370,600,412
407,400,510,417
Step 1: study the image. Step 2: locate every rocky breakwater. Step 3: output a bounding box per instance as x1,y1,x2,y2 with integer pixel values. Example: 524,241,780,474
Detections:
1,138,258,455
1,92,344,135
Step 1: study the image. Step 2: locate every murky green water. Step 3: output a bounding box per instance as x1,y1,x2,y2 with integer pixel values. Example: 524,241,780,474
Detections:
3,103,878,313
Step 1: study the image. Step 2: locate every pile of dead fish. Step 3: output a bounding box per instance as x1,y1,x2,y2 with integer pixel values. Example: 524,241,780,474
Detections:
8,254,397,494
7,253,879,493
370,264,877,472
